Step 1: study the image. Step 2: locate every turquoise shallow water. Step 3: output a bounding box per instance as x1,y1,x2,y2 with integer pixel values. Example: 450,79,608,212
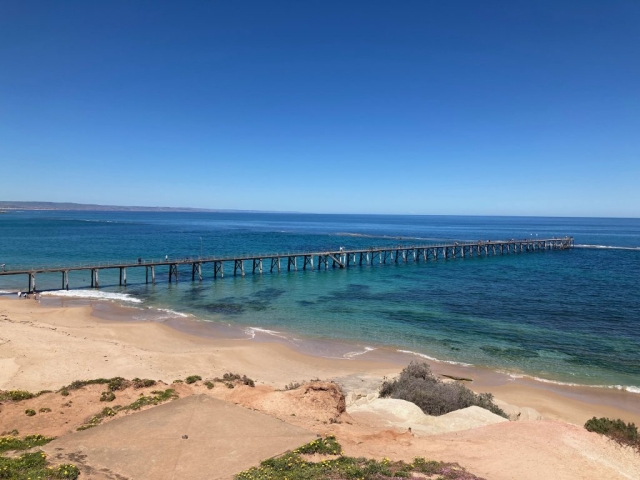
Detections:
1,211,639,390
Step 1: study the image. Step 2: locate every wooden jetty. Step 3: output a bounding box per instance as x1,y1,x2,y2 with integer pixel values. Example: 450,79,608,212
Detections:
0,237,574,293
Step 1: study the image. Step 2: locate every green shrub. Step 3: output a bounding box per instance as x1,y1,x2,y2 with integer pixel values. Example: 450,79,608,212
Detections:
585,417,639,451
124,389,178,411
185,375,202,385
235,437,484,480
285,382,301,391
101,407,117,417
0,451,79,479
214,373,255,387
132,378,156,389
61,377,133,393
242,375,255,387
380,362,508,418
204,381,214,389
60,388,70,396
296,436,342,455
100,391,116,402
24,409,36,417
65,378,110,390
107,377,131,391
0,434,54,453
0,390,35,402
39,407,52,413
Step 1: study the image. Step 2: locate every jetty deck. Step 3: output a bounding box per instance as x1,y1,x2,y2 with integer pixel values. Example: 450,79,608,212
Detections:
0,237,574,292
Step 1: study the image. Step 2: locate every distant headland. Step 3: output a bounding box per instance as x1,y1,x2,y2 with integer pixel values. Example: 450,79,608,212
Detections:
0,201,266,213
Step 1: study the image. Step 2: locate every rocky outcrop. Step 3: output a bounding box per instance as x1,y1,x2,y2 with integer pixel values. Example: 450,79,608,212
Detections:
494,399,543,421
347,398,508,435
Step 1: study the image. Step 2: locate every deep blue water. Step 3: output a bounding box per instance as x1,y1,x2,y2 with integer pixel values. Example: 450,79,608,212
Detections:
1,211,639,390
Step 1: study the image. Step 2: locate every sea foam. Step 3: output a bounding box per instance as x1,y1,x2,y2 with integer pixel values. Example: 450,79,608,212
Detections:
575,244,640,251
244,326,289,340
40,290,143,303
154,308,191,318
506,373,640,394
397,349,473,367
343,346,376,358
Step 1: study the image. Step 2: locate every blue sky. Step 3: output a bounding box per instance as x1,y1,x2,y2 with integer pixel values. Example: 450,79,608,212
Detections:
1,1,638,216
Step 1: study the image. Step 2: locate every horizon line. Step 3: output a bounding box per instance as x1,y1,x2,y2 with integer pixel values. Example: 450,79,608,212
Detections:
1,201,638,219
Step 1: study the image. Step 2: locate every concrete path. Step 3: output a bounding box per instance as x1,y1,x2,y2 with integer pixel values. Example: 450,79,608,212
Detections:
43,395,316,480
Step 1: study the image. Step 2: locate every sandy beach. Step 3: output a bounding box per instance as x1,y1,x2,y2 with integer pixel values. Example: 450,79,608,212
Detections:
1,296,639,479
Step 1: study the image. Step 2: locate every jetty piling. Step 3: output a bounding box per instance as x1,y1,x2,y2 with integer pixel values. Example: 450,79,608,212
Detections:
0,237,574,293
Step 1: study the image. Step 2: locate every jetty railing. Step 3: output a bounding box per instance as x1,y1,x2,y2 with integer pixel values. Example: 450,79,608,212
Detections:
0,237,574,292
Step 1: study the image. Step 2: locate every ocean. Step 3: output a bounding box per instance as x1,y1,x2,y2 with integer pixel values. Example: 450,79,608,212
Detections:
1,211,639,392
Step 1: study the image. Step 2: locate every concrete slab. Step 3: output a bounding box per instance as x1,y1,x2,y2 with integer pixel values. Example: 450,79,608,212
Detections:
43,394,317,480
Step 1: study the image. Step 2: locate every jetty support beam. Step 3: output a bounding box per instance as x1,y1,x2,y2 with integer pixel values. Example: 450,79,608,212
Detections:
91,269,99,288
328,253,344,268
146,266,156,284
213,261,223,279
303,255,313,270
62,270,69,290
234,260,245,277
287,256,297,271
119,267,127,286
253,258,263,274
270,257,280,273
169,264,178,283
192,262,202,281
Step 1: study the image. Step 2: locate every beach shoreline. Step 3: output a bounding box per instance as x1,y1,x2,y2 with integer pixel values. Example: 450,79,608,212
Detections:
1,296,639,427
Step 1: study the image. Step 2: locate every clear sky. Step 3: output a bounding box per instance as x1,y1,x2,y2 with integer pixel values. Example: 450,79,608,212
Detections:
1,1,638,216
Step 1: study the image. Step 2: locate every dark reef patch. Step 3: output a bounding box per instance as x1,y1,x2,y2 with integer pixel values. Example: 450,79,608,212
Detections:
202,302,245,315
480,346,539,360
251,288,286,300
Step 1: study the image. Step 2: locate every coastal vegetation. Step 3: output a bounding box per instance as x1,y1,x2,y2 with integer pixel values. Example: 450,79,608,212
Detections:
77,389,179,431
235,436,485,480
212,373,255,388
0,433,79,479
585,417,639,452
132,378,157,389
380,362,508,418
100,391,116,402
0,390,39,402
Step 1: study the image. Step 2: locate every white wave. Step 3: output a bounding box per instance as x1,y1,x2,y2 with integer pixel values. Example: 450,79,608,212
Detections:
153,307,191,318
575,244,640,251
343,346,376,358
397,349,473,367
0,290,15,294
40,290,142,304
506,373,640,394
244,326,288,340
